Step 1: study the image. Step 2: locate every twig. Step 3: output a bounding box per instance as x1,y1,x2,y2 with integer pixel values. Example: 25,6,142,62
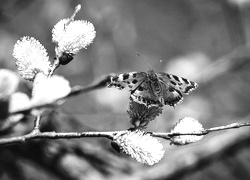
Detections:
32,56,60,133
33,116,41,131
48,57,60,77
68,4,81,25
0,130,118,147
3,72,112,146
67,73,112,97
138,126,250,180
9,74,113,116
1,121,250,147
151,121,250,139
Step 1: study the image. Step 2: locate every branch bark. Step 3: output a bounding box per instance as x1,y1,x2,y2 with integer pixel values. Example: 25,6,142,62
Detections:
1,120,249,147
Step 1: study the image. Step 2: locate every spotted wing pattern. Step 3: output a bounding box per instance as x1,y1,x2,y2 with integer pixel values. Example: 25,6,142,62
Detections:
160,85,183,106
108,72,147,91
157,73,198,94
157,72,198,106
107,71,198,107
108,72,158,106
130,82,159,107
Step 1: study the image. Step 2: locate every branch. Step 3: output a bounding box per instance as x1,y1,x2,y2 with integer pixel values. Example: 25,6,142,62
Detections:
9,74,113,116
1,121,250,147
151,121,250,139
48,57,60,77
136,123,250,180
1,71,114,146
33,116,41,130
0,129,117,146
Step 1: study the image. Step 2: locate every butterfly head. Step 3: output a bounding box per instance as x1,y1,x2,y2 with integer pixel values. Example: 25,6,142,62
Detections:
147,69,157,81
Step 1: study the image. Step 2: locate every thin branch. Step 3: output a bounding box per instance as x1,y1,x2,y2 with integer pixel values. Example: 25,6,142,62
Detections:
138,126,250,180
48,57,60,77
68,4,81,25
9,74,113,116
151,121,250,139
33,56,60,133
67,73,113,97
0,130,118,146
1,121,250,147
33,116,41,131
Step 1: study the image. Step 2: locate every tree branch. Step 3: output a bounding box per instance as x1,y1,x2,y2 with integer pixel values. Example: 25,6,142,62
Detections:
0,129,116,146
9,74,113,116
1,121,249,147
151,121,250,139
48,57,60,77
33,116,41,130
136,125,250,180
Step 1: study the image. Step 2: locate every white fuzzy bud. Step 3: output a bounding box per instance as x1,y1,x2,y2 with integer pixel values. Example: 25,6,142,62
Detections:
31,73,71,106
52,19,96,56
13,36,51,81
170,117,204,145
113,130,165,165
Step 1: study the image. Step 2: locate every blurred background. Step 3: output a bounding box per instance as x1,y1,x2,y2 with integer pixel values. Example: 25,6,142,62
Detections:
1,0,250,179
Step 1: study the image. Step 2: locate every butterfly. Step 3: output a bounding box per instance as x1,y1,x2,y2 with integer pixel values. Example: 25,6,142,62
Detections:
107,69,198,107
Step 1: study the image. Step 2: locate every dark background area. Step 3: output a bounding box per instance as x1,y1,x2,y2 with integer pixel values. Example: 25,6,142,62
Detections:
1,0,250,179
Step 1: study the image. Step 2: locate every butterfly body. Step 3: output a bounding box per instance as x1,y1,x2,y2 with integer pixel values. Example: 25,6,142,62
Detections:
108,69,198,107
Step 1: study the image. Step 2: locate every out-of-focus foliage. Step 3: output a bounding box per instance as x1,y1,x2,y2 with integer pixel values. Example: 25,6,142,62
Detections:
1,0,250,179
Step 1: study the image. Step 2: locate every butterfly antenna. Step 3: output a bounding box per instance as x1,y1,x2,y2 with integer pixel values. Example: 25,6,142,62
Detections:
136,52,154,70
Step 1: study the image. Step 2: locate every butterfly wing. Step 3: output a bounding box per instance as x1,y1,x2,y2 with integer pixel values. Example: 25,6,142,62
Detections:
160,85,183,106
108,72,147,91
157,72,198,94
157,72,198,106
108,71,159,106
108,71,198,107
130,80,159,107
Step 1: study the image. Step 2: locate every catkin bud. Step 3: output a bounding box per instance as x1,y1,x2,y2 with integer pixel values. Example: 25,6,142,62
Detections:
170,117,204,145
112,130,165,165
13,36,51,81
